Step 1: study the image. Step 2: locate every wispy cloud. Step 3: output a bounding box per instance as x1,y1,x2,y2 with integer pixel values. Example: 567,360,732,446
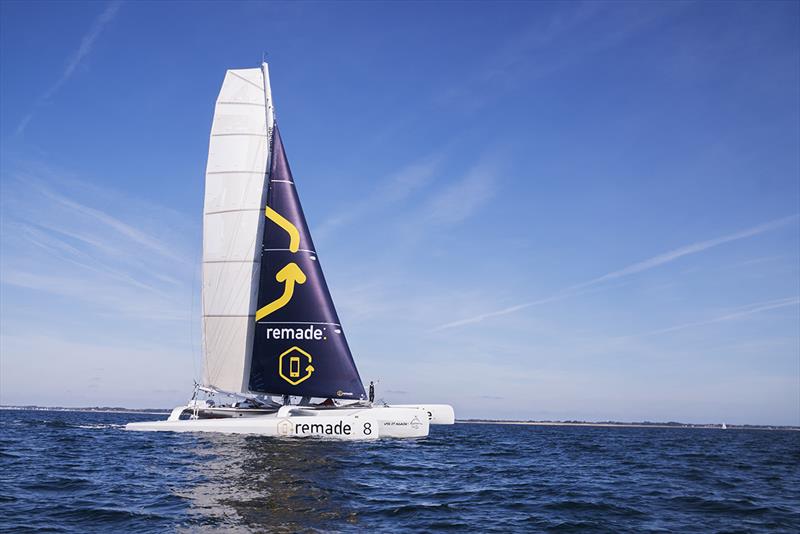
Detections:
316,155,441,239
438,2,684,112
571,215,799,290
34,181,187,264
432,293,569,331
0,160,203,404
15,0,123,135
317,150,499,256
620,297,800,338
422,156,499,225
433,215,799,330
0,165,195,323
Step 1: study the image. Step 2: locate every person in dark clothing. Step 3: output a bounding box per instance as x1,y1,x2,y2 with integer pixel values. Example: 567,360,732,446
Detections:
369,381,375,403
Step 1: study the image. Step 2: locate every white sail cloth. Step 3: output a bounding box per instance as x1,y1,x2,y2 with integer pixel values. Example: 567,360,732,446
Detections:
201,66,273,393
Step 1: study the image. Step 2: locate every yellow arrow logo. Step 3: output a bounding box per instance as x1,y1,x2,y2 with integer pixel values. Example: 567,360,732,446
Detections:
266,206,300,252
255,262,307,321
278,346,315,385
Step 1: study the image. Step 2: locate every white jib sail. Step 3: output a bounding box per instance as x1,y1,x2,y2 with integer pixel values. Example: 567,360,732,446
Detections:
201,64,274,393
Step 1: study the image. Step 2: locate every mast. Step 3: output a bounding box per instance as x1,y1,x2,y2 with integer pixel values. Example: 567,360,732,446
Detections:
262,62,275,144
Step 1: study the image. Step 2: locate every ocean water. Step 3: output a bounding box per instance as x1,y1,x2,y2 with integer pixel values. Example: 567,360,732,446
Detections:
1,410,798,533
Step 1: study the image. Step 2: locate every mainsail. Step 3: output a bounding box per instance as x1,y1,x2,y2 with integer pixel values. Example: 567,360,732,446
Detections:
201,63,364,400
201,65,273,393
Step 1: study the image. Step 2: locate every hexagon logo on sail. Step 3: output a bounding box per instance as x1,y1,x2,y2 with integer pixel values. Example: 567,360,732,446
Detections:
279,346,315,385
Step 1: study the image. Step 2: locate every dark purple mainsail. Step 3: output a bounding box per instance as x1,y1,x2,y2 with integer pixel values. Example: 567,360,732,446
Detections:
249,126,366,399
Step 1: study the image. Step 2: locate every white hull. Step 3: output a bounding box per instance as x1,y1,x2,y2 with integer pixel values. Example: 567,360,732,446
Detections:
169,403,454,424
125,405,442,440
392,404,455,425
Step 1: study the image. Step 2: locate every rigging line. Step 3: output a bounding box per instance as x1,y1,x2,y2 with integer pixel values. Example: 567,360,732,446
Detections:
189,237,201,385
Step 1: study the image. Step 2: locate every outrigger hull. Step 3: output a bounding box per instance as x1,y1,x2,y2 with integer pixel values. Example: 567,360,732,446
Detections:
125,406,434,440
391,404,455,425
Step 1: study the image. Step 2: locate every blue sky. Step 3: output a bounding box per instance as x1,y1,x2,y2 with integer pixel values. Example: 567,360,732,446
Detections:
1,1,798,424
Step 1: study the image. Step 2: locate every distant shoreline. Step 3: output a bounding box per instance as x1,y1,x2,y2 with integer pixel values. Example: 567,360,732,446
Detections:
2,406,796,431
457,420,799,431
0,405,169,415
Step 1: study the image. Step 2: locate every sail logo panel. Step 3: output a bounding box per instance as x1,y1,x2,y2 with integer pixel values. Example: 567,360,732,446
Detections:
249,127,366,400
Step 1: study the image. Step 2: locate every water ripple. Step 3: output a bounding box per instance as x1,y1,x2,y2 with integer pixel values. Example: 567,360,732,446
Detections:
1,410,799,532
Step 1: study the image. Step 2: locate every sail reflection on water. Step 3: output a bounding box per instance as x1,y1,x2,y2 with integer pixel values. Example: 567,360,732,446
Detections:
175,436,361,530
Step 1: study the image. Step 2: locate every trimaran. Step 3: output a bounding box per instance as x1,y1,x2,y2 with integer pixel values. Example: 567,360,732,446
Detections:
127,63,454,439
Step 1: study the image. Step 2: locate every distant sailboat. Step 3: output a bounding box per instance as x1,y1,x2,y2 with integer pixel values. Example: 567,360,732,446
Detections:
126,63,453,439
721,423,727,430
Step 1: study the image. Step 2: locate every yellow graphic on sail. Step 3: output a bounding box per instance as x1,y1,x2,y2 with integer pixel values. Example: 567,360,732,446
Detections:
279,346,314,385
255,206,305,321
266,206,299,252
255,262,306,321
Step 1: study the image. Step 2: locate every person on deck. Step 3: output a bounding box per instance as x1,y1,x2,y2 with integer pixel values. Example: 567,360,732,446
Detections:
369,381,375,403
